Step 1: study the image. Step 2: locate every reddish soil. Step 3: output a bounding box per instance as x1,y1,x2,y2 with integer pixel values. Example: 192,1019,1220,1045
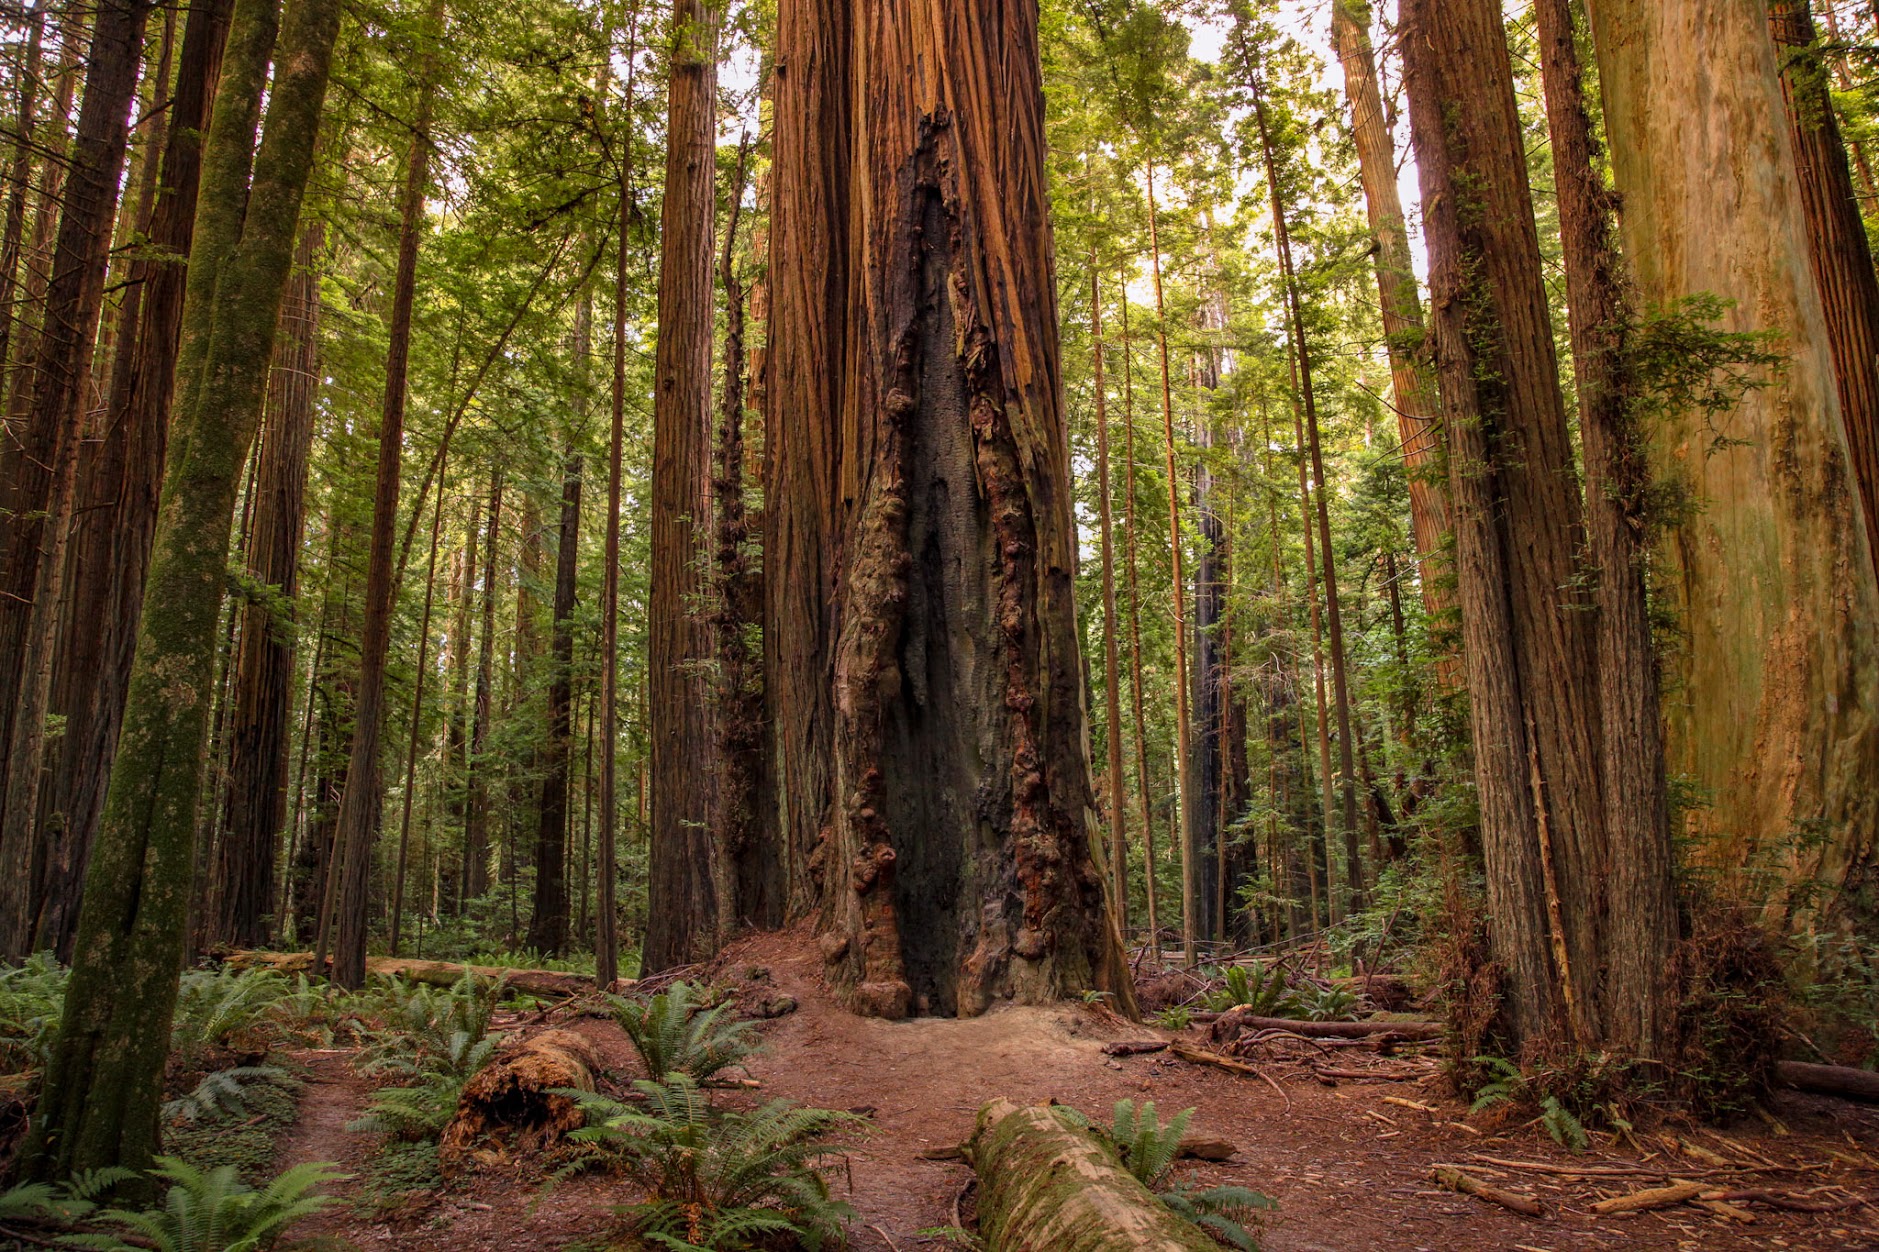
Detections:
275,929,1879,1251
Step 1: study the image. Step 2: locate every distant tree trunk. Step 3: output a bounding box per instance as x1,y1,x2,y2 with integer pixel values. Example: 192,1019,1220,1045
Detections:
391,450,449,955
1402,0,1607,1049
3,13,81,423
0,2,48,388
1532,0,1680,1059
644,0,722,972
712,137,771,935
1091,261,1129,931
465,469,504,903
1330,0,1452,623
595,5,639,988
1588,0,1879,915
331,0,443,989
1246,70,1362,916
1118,288,1159,951
24,0,340,1178
40,0,226,959
211,221,322,949
1191,358,1225,943
0,0,155,960
525,454,581,956
1288,365,1337,922
1145,161,1197,964
786,0,1133,1018
1767,0,1879,582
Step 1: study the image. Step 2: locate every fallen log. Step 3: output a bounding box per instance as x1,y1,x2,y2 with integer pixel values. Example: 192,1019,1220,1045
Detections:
1590,1180,1705,1215
968,1098,1222,1251
1101,1040,1169,1057
1430,1166,1544,1217
1775,1060,1879,1104
226,950,615,1000
1210,1009,1443,1045
1169,1042,1265,1076
438,1029,601,1175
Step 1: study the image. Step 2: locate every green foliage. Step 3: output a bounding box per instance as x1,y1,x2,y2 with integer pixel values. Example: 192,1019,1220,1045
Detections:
349,972,502,1143
610,981,761,1083
169,969,294,1065
1153,1006,1193,1032
1200,964,1295,1016
1294,984,1358,1023
64,1157,343,1252
1101,1100,1273,1249
0,952,68,1074
0,1167,135,1224
162,1073,303,1186
162,1066,291,1126
567,1077,861,1251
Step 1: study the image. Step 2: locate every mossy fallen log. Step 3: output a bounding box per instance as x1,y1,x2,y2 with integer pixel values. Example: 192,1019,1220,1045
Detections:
1209,1008,1443,1045
967,1098,1221,1251
438,1028,601,1174
225,950,617,1000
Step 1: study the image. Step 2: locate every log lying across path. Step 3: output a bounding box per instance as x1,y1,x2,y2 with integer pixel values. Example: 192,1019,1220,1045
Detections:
1774,1060,1879,1104
1209,1008,1445,1045
439,1028,601,1174
969,1099,1220,1251
225,950,616,1000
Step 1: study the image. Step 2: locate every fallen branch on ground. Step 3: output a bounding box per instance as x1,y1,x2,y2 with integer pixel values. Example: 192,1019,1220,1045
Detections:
1431,1166,1544,1217
1590,1181,1705,1214
1210,1009,1442,1045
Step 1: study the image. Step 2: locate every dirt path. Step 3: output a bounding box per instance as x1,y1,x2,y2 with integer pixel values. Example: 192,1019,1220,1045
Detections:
267,929,1879,1251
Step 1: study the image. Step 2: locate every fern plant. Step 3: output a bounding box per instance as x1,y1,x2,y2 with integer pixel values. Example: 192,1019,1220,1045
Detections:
0,1167,135,1225
1105,1100,1274,1250
65,1157,342,1252
1295,984,1358,1023
0,952,68,1074
169,969,293,1064
1467,1057,1591,1152
1202,964,1296,1017
567,1077,861,1251
162,1066,291,1125
610,981,760,1083
357,970,501,1076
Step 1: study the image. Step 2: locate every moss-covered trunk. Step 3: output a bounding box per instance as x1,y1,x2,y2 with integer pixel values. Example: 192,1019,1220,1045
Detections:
24,0,340,1179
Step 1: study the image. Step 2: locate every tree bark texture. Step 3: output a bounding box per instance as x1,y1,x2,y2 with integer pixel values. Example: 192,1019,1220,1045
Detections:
526,455,582,956
1091,264,1129,931
1402,0,1607,1049
24,0,340,1178
767,0,1134,1018
465,469,503,902
0,0,155,960
643,0,722,972
211,221,322,949
1588,0,1879,913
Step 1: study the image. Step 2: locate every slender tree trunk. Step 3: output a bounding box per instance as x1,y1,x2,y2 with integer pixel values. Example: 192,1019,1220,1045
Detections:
331,0,443,988
1330,0,1452,624
595,6,639,988
1402,0,1607,1049
1289,357,1337,920
1145,161,1196,964
210,220,322,949
711,136,770,935
524,454,581,955
1092,261,1128,931
465,468,503,902
391,451,449,956
0,2,48,390
1588,0,1879,916
644,0,722,972
1119,286,1158,953
24,0,340,1178
0,0,156,960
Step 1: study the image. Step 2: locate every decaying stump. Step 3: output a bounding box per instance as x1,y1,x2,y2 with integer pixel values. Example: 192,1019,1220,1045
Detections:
967,1098,1221,1251
438,1029,601,1174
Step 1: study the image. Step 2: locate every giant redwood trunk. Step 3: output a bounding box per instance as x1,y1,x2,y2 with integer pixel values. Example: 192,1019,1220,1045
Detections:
1587,0,1879,913
39,0,230,959
1401,0,1608,1049
768,0,1133,1018
0,0,154,960
643,0,722,972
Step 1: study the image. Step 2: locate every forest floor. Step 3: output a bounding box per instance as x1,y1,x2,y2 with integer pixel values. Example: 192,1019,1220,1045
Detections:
275,927,1879,1252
